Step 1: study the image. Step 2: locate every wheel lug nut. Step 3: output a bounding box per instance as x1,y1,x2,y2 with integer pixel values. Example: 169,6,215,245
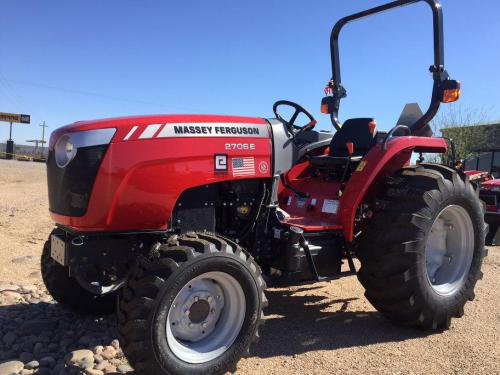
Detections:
188,323,194,328
207,296,213,302
202,322,208,328
211,308,215,314
194,296,199,302
217,295,221,300
184,309,190,316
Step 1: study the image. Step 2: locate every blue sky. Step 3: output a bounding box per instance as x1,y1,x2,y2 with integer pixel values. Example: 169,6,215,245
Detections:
1,0,499,144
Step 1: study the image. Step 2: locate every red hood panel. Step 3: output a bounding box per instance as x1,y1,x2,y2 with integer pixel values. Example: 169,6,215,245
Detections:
482,178,500,188
50,114,267,149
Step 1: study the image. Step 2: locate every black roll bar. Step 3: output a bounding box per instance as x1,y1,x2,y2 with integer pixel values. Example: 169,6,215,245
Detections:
329,0,451,135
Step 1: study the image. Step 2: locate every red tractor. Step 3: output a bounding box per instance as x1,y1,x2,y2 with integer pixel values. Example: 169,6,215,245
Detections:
42,1,486,374
464,149,500,244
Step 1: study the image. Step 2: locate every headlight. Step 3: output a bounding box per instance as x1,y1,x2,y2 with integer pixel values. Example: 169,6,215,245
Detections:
55,134,77,168
54,128,116,168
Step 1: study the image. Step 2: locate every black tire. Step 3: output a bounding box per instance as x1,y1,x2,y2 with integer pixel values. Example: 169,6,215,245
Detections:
485,223,498,246
41,233,118,315
357,164,487,330
118,232,267,375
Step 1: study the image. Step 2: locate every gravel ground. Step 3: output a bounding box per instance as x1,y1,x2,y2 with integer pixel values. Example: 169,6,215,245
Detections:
0,159,499,375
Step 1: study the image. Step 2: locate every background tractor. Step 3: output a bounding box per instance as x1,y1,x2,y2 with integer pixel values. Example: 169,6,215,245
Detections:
42,1,486,374
464,149,500,244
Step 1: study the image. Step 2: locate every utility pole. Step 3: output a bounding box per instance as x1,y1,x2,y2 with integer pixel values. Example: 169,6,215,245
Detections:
40,121,48,157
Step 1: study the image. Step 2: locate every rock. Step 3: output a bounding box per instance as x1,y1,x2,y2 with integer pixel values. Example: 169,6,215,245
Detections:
109,358,121,366
34,367,51,375
104,365,117,374
110,340,120,351
84,369,104,375
24,360,39,370
0,291,23,303
101,347,116,360
39,356,56,368
65,349,94,369
117,363,134,373
19,352,34,363
78,336,93,346
0,360,24,374
115,349,124,359
52,362,66,375
2,332,17,346
102,364,117,374
33,342,45,355
93,346,104,355
20,320,58,336
11,256,35,264
19,285,37,294
94,360,110,370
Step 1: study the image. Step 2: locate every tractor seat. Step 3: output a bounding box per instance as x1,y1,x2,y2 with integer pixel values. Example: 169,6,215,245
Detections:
309,117,376,168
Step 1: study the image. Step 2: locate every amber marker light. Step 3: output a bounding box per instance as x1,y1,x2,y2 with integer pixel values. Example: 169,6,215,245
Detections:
441,80,461,103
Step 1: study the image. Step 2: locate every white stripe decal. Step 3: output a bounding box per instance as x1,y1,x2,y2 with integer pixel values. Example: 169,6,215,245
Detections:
139,124,163,139
123,125,139,141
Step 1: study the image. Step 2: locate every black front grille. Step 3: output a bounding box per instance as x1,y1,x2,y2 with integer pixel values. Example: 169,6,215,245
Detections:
47,145,108,216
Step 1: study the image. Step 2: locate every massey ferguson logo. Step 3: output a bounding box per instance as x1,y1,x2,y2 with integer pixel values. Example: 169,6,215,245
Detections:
173,125,261,136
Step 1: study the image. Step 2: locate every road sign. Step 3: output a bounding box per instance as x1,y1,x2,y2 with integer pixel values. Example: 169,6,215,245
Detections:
0,112,31,124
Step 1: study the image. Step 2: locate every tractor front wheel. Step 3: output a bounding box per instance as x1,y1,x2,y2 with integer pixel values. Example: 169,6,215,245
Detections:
41,234,119,315
117,232,267,375
357,164,487,330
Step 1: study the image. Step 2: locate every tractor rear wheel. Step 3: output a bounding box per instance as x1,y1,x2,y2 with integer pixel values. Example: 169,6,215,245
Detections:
357,164,487,330
117,232,267,375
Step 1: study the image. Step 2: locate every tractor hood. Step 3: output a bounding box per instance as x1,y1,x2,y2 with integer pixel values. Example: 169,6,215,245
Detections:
48,114,269,150
482,178,500,190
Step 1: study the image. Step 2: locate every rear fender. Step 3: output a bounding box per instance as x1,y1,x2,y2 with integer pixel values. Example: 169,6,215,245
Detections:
339,136,447,241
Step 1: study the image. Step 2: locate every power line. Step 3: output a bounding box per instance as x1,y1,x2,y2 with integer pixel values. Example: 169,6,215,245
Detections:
4,78,204,112
0,72,26,108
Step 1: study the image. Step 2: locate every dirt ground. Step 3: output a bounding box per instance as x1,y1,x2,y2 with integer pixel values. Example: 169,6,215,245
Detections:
0,159,499,374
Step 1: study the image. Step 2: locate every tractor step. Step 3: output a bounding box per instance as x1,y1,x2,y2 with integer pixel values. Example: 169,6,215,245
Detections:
300,235,357,282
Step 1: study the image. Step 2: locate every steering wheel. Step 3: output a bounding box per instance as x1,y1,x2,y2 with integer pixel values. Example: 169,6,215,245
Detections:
273,100,317,137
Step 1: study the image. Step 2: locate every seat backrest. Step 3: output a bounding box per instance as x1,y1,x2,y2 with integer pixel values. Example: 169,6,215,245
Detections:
329,118,376,157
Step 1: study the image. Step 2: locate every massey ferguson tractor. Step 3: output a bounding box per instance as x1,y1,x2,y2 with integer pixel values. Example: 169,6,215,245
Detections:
464,150,500,244
42,1,486,374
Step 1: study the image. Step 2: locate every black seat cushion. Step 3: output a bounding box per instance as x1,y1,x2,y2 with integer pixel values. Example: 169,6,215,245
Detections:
329,118,376,157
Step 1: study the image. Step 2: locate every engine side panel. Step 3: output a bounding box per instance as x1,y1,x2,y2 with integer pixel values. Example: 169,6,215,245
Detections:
50,116,272,232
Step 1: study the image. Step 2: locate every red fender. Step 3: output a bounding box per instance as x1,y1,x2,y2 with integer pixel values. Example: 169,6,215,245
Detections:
338,136,448,241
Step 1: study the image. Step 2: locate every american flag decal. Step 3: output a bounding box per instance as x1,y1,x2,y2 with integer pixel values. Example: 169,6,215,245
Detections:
232,157,255,176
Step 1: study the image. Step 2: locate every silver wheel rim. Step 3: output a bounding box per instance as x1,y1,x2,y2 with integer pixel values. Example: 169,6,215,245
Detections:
425,204,474,295
166,271,246,364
